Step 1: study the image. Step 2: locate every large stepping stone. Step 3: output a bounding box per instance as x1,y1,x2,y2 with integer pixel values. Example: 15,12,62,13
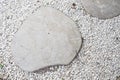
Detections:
11,7,82,72
81,0,120,19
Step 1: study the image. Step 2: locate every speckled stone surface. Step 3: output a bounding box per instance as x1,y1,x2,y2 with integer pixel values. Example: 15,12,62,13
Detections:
0,0,120,80
11,7,82,72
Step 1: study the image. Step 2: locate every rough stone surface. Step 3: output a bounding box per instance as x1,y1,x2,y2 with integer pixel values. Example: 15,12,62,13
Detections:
81,0,120,19
11,7,82,72
0,0,120,80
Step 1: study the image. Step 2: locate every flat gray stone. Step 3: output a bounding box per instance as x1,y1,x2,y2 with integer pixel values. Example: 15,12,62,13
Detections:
81,0,120,19
11,7,82,72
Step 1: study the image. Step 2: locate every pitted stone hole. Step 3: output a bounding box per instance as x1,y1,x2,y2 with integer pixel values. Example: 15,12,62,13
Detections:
48,32,50,34
72,3,76,9
37,0,39,2
116,37,120,41
116,75,120,80
72,3,76,6
0,33,3,36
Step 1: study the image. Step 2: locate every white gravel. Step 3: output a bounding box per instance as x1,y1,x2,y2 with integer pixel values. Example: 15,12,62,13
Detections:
0,0,120,80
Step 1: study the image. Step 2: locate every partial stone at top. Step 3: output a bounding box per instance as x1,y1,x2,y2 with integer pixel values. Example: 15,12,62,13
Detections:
11,7,82,72
81,0,120,19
